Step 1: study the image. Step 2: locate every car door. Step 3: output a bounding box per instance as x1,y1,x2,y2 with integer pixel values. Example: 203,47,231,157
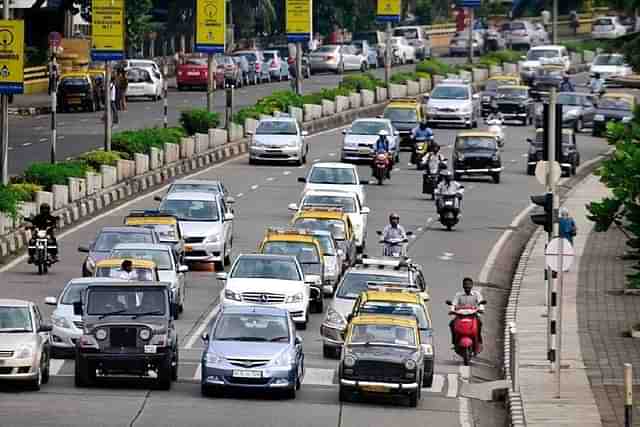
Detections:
581,96,596,125
172,249,186,305
344,46,357,70
219,197,233,248
33,305,49,359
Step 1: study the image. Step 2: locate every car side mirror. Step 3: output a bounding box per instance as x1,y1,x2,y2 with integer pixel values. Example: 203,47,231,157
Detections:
288,203,298,211
45,296,57,306
445,300,453,305
216,272,228,281
295,335,302,345
297,177,306,183
301,130,309,136
38,323,53,333
224,213,234,222
201,333,210,342
78,245,90,253
226,197,235,204
179,265,189,273
73,301,84,316
361,207,370,215
360,179,370,185
154,195,163,202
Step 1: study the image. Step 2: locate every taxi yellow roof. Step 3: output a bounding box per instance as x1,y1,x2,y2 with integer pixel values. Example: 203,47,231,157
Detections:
350,314,417,328
96,258,157,268
125,216,177,226
263,233,317,244
294,210,347,220
602,93,635,102
363,291,420,304
457,131,497,138
489,75,519,80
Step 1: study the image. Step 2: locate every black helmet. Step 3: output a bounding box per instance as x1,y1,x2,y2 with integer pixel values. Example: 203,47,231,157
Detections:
594,72,601,79
419,121,427,129
389,212,400,222
40,203,51,215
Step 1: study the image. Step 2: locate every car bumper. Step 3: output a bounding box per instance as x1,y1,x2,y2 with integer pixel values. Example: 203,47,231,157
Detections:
0,358,38,380
51,325,82,350
341,148,374,161
177,77,207,85
202,362,296,389
310,62,339,71
340,378,419,391
184,241,223,262
222,298,308,324
427,113,472,126
250,147,301,162
499,111,528,120
320,323,345,347
77,349,172,376
455,166,503,174
509,36,532,46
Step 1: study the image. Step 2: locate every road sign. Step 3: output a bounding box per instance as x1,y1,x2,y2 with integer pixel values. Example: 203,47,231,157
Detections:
545,237,575,272
91,0,124,61
48,31,61,49
195,0,225,53
0,20,24,95
377,0,400,22
286,0,312,42
535,160,561,186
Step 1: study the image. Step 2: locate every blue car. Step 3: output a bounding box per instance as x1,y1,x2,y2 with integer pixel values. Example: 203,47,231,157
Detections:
200,305,305,398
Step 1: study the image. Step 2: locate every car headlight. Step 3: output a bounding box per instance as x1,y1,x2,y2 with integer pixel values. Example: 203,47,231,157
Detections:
594,114,605,121
325,307,346,326
206,352,225,365
51,314,71,329
286,292,304,303
139,328,151,341
460,105,472,114
224,289,242,302
95,328,108,341
404,359,417,370
273,351,293,367
622,116,632,123
85,256,96,273
343,355,356,368
204,234,219,243
15,344,34,359
422,344,434,356
150,333,168,346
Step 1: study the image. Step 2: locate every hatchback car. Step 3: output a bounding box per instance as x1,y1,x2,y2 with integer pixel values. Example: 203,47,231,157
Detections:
389,36,416,64
309,45,366,74
426,82,480,128
177,57,209,91
504,20,539,49
341,118,399,162
449,31,484,56
592,16,627,39
590,53,633,84
393,26,431,59
126,67,164,101
452,131,503,183
200,305,304,398
249,117,309,165
263,50,288,80
0,299,52,390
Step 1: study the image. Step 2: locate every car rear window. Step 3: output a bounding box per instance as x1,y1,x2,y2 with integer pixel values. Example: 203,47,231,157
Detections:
336,273,408,299
594,18,613,26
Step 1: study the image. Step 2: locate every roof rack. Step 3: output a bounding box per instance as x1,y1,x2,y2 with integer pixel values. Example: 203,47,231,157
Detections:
299,205,344,212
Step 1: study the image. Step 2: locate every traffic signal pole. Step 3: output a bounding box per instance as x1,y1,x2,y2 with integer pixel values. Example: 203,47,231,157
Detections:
0,0,10,185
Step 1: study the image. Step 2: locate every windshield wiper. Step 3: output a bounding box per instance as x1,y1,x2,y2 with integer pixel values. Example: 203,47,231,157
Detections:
132,310,164,319
270,336,290,342
98,309,129,319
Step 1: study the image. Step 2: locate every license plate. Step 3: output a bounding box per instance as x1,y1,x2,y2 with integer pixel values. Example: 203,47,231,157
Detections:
359,148,370,154
187,71,200,76
185,245,193,252
361,385,387,393
144,345,157,354
445,201,454,206
233,369,262,378
68,99,81,104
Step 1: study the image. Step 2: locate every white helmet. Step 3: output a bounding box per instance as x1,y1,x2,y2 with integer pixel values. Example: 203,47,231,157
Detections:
378,130,389,136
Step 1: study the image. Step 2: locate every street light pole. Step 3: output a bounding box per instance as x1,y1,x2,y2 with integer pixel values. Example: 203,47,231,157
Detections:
0,0,10,185
552,0,558,44
467,7,474,65
207,54,214,113
50,53,58,163
385,22,391,88
104,61,112,151
295,42,302,95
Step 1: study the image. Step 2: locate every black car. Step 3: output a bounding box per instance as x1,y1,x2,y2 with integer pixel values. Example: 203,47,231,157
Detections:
57,74,97,113
592,95,635,137
494,85,534,125
480,77,520,115
526,128,580,176
534,92,597,132
530,67,564,100
74,282,179,390
452,132,503,183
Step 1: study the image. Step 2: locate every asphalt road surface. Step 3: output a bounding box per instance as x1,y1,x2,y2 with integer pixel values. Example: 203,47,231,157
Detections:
0,105,611,426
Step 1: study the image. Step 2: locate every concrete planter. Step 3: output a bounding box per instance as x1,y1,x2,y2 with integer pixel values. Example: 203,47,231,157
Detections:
35,191,54,212
349,93,362,109
321,100,335,117
418,78,431,93
375,87,388,103
195,133,209,154
134,153,150,175
471,68,488,83
164,142,180,163
459,70,472,82
149,148,163,170
19,202,37,222
289,106,303,123
85,172,102,195
180,137,195,159
503,63,518,75
361,89,374,106
432,75,445,86
388,83,408,98
68,177,87,202
100,165,117,188
209,129,227,147
244,118,258,136
52,184,69,210
489,65,503,77
228,122,244,142
304,104,322,122
406,81,420,96
335,96,349,113
117,159,135,181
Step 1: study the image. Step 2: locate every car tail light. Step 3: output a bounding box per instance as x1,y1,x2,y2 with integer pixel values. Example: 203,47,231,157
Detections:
271,59,277,67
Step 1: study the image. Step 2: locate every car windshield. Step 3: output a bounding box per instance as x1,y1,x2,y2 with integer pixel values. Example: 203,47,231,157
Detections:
527,50,560,60
312,234,335,255
231,258,301,281
262,241,320,263
557,93,586,106
95,266,156,281
393,28,418,39
294,218,346,240
256,120,297,135
61,78,88,87
0,306,32,332
349,323,416,347
510,22,525,30
160,199,219,221
86,288,166,316
169,183,221,193
263,52,276,61
594,18,613,26
94,231,153,251
456,137,497,150
127,68,152,83
593,54,625,66
497,87,527,98
599,98,633,110
431,86,468,100
359,302,430,329
61,283,89,305
184,59,207,66
302,195,356,213
136,223,179,242
316,46,338,53
383,108,417,122
337,273,408,299
130,61,154,69
309,167,357,184
213,313,289,342
350,121,388,135
110,249,172,270
235,52,257,62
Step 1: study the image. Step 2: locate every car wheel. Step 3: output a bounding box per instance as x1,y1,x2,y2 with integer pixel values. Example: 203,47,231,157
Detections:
74,357,93,387
284,379,297,399
408,389,419,407
41,352,50,385
249,156,256,165
423,371,433,388
361,62,366,72
156,355,172,390
492,173,501,184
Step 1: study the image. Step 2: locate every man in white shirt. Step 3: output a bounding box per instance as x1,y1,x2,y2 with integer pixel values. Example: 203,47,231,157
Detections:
449,277,485,345
110,77,119,124
118,260,137,280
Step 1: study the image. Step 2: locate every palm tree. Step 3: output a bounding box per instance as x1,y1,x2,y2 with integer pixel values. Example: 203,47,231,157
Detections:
231,0,277,40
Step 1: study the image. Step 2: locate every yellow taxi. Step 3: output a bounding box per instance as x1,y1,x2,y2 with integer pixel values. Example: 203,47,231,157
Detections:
124,211,185,261
291,207,356,268
338,314,424,406
94,258,160,282
349,290,434,387
383,97,424,148
482,75,522,114
57,72,97,113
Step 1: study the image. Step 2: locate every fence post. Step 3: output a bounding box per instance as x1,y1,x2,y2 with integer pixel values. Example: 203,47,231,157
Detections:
510,322,519,392
625,363,633,427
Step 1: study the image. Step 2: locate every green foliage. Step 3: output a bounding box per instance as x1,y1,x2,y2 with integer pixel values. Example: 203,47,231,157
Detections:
125,0,153,55
416,59,457,76
0,185,21,220
23,161,91,191
8,183,43,202
112,127,184,155
565,40,614,54
341,73,384,91
78,150,126,169
25,46,47,67
390,72,418,84
623,35,640,73
179,109,221,135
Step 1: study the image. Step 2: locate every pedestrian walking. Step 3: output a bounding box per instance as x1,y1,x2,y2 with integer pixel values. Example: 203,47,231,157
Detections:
558,207,577,244
110,77,119,125
118,69,128,111
541,9,550,33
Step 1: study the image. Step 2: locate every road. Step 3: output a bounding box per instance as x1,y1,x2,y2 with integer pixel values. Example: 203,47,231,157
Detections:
0,102,611,426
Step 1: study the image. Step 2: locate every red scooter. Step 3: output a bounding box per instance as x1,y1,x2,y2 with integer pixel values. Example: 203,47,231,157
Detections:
372,152,390,185
446,301,486,366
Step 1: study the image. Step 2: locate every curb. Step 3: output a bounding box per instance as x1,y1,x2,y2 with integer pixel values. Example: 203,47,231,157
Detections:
9,106,52,116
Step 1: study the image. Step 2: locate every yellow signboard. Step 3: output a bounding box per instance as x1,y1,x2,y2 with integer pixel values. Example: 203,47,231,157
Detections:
91,0,124,61
286,0,312,42
196,0,225,53
0,20,24,94
377,0,400,21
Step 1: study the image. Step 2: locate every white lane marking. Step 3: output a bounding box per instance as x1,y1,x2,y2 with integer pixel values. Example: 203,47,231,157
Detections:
185,305,220,349
49,359,65,376
250,184,259,190
193,364,202,381
39,137,47,142
458,365,472,427
328,152,336,157
521,154,528,157
447,373,458,398
236,193,244,198
313,158,321,162
302,367,335,386
283,171,291,175
34,126,43,131
22,142,32,147
7,146,12,150
80,118,88,123
266,177,274,182
424,374,444,392
58,135,65,140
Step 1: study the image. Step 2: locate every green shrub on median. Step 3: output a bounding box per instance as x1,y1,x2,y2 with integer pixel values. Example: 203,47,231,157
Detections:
78,150,126,170
416,59,457,76
179,109,221,136
23,161,92,191
112,127,184,156
0,185,22,220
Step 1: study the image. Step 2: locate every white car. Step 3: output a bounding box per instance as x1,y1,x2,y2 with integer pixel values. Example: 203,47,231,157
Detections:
119,59,162,75
289,189,370,251
248,117,309,165
126,67,164,101
592,16,627,39
298,162,366,204
590,53,633,83
426,81,480,128
520,45,570,84
159,191,234,269
109,243,189,314
393,26,431,59
217,254,312,329
390,36,416,64
341,118,399,162
45,278,124,357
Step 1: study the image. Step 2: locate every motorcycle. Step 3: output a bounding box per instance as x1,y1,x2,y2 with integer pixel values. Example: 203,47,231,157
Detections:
486,115,505,148
376,230,413,257
372,152,390,185
28,227,56,275
445,300,486,366
411,136,432,168
421,157,447,200
437,190,463,231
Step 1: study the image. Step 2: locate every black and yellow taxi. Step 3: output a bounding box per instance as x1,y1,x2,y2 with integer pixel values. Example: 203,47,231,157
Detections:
339,314,424,407
452,131,503,184
93,258,160,281
383,98,424,149
348,290,434,387
57,72,97,113
124,210,185,262
481,75,521,115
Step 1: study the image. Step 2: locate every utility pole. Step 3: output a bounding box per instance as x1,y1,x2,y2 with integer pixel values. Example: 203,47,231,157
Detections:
104,61,112,151
467,7,474,64
552,0,558,44
207,54,215,113
0,0,10,185
385,22,392,88
549,86,560,386
49,53,58,163
295,42,302,95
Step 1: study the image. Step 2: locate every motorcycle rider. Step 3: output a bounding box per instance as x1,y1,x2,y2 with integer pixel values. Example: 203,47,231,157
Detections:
411,121,434,160
373,129,392,178
435,170,464,213
381,213,407,255
559,73,575,92
589,72,605,96
422,142,446,176
26,203,59,264
449,277,485,346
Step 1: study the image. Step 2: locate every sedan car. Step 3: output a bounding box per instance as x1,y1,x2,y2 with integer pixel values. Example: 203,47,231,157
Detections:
200,305,304,398
233,50,270,84
452,131,503,183
78,226,160,277
426,81,480,128
592,16,627,39
503,20,539,49
176,57,209,91
0,299,52,390
263,50,289,80
309,45,366,74
494,85,534,125
534,92,596,132
163,179,233,202
520,45,570,85
449,31,484,56
249,117,309,165
527,128,580,176
341,118,399,162
298,162,366,204
390,36,416,64
592,93,636,137
590,54,633,85
393,26,431,59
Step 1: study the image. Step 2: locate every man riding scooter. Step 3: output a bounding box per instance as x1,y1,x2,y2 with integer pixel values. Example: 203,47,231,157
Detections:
410,121,434,165
589,72,605,96
435,170,463,213
449,278,484,346
380,213,408,257
560,73,575,92
448,278,486,364
373,129,393,178
26,203,59,264
422,143,447,177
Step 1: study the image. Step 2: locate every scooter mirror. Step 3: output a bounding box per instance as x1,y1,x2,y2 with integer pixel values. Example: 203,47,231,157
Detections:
445,300,453,305
479,300,487,305
376,230,382,235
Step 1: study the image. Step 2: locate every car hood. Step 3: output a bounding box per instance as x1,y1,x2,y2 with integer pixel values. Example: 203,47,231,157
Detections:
331,297,357,318
596,108,631,118
348,345,417,361
180,221,223,238
590,65,629,75
226,278,305,294
254,134,299,146
428,99,470,109
88,250,112,262
521,60,541,69
303,183,364,202
344,134,378,145
209,341,288,359
53,304,81,324
0,332,36,351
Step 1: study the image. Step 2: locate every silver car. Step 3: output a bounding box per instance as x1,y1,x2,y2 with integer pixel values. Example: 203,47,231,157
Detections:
426,81,481,128
449,31,484,56
341,118,399,162
504,20,538,49
0,299,52,390
309,44,366,74
249,117,309,165
159,191,234,269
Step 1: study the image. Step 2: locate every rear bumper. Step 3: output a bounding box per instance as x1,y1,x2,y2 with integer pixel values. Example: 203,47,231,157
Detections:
427,113,472,126
340,378,418,390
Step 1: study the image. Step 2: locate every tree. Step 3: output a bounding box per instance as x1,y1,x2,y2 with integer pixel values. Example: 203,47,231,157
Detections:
231,0,276,39
125,0,153,55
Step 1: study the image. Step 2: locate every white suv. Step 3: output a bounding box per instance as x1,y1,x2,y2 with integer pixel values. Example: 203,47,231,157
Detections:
426,81,480,128
520,45,570,84
592,16,627,39
217,254,312,329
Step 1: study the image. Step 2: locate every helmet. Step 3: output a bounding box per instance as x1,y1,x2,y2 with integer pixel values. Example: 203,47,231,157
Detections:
594,72,601,79
419,121,427,129
432,142,440,152
389,212,400,222
40,203,51,215
378,130,389,136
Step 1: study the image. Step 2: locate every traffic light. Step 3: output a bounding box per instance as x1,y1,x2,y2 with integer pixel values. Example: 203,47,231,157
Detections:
542,103,563,162
530,193,553,233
